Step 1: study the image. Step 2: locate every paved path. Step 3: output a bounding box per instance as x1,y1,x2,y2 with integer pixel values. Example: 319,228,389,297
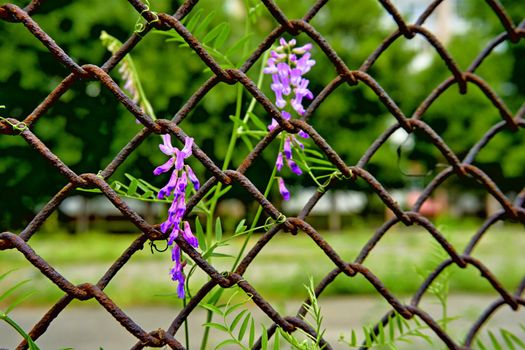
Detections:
1,295,522,349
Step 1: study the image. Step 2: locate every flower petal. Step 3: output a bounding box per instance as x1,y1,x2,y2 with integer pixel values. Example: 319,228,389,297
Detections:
153,157,175,176
283,137,292,159
298,130,309,139
276,152,284,172
159,134,175,155
185,165,200,190
182,221,199,248
181,137,193,158
277,177,290,201
287,158,302,175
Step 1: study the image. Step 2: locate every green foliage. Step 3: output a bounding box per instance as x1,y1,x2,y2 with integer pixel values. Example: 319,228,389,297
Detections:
277,278,327,349
338,310,445,349
200,287,258,349
0,270,39,349
2,1,524,228
81,173,164,202
475,327,525,350
100,31,156,119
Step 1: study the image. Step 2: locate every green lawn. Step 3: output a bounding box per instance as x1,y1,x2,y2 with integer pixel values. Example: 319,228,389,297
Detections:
1,220,523,306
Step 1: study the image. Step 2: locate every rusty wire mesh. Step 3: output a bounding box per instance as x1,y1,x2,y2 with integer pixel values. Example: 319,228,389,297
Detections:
1,0,524,349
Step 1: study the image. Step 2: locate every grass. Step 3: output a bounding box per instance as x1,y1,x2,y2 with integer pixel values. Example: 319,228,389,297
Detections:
0,219,523,306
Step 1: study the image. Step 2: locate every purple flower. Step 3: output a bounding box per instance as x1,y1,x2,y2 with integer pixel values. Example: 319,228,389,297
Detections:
277,177,290,201
271,75,287,109
154,157,175,176
154,134,200,298
292,43,312,55
295,52,316,74
276,152,284,171
264,38,316,201
182,221,199,248
169,245,185,298
291,79,314,115
287,158,302,175
283,137,292,159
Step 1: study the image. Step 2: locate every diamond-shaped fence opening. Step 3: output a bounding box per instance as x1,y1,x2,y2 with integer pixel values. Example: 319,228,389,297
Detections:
1,0,524,349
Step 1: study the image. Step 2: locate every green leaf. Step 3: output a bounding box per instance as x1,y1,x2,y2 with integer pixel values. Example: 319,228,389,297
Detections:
225,302,244,317
127,178,138,196
489,330,502,350
350,329,357,346
501,329,520,350
226,33,253,57
396,314,404,334
215,339,240,349
139,178,160,192
400,317,411,331
363,326,373,347
230,309,248,332
378,321,385,344
234,219,247,234
194,11,215,37
302,156,333,166
5,291,35,314
396,337,413,344
206,287,224,305
203,23,227,45
217,185,232,197
27,337,40,350
0,280,30,303
238,312,251,341
195,217,207,251
413,330,433,345
210,252,233,258
111,181,124,192
165,36,186,44
160,32,185,42
215,217,223,242
261,324,268,350
388,315,395,341
249,317,255,347
273,328,280,350
200,303,224,316
214,23,230,48
240,133,254,150
502,334,517,350
476,338,488,350
141,190,154,199
247,111,268,131
202,322,229,333
186,9,203,32
503,329,525,349
303,148,324,158
0,269,16,281
229,114,250,130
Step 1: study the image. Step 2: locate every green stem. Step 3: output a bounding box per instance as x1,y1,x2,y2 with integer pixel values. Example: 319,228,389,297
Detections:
1,313,39,349
183,298,190,349
230,136,282,272
200,43,269,350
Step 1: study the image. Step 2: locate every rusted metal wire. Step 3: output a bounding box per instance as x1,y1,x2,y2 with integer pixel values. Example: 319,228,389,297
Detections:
0,1,524,349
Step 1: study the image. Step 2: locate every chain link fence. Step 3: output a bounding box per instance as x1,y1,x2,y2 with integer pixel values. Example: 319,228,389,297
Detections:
1,0,524,349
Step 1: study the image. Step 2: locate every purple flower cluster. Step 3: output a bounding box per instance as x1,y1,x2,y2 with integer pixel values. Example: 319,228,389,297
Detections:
153,134,200,298
264,38,315,200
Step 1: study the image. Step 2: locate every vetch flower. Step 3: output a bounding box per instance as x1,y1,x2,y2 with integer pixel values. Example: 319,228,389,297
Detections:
277,177,290,201
264,38,315,200
154,134,200,298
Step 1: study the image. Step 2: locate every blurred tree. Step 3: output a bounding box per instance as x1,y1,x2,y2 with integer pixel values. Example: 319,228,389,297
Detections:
0,0,523,228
